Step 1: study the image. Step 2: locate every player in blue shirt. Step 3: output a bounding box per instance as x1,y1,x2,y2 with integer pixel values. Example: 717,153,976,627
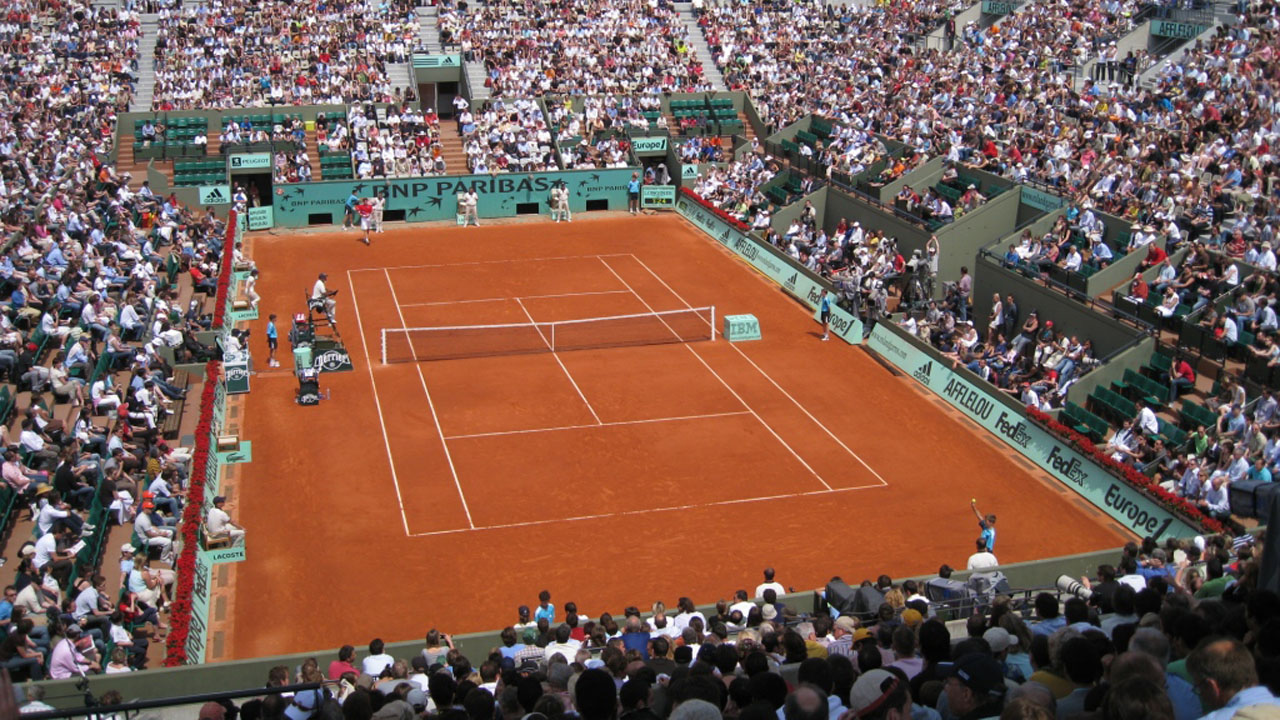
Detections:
819,289,833,342
343,191,359,229
627,172,641,215
266,314,279,367
971,499,996,551
534,589,555,624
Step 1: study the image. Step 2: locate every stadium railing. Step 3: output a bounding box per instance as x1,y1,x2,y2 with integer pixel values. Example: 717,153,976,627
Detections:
164,211,240,666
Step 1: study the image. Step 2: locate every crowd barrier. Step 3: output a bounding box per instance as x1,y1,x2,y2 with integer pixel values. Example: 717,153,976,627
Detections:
675,189,864,343
166,210,241,665
862,320,1213,539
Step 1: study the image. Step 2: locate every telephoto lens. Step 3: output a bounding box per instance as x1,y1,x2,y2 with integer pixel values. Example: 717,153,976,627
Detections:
1056,575,1092,601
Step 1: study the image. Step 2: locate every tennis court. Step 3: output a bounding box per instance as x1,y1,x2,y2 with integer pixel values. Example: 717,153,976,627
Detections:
350,251,888,536
225,214,1128,660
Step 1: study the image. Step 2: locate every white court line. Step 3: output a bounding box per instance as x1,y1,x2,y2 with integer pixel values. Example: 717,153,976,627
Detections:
514,296,602,425
347,271,413,537
407,482,883,537
445,410,751,440
401,289,631,308
350,253,631,274
627,254,890,487
597,256,833,492
383,268,476,528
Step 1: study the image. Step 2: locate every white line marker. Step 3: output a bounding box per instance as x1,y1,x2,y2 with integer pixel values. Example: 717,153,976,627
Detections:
400,289,632,308
445,410,751,440
350,253,632,274
384,269,475,528
628,254,890,487
514,296,601,425
597,257,832,492
347,271,413,536
408,482,884,537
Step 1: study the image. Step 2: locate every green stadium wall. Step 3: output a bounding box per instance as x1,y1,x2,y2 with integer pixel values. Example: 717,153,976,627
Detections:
862,321,1200,540
269,168,636,228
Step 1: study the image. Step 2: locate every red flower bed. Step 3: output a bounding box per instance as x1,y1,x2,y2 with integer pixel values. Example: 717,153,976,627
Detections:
164,361,221,665
211,211,238,329
1024,406,1227,535
165,212,238,665
679,187,752,233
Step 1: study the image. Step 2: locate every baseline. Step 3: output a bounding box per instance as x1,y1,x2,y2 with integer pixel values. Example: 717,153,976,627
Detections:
443,410,751,440
349,253,632,274
406,482,883,538
400,289,631,308
628,254,890,488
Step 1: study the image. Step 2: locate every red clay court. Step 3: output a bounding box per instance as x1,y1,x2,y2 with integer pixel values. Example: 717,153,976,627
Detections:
228,214,1128,660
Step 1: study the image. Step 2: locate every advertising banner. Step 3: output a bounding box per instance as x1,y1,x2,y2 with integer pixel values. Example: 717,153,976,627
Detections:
270,168,635,227
184,551,213,663
1020,186,1065,213
198,185,231,206
229,153,271,171
247,205,274,230
202,546,246,564
865,323,1199,539
641,185,676,209
1152,20,1207,38
632,136,669,155
412,54,461,68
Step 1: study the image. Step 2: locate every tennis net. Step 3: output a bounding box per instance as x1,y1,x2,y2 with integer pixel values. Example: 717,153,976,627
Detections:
380,306,716,363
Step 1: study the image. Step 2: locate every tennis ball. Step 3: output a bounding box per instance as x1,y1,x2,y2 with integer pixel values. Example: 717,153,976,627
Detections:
971,498,976,503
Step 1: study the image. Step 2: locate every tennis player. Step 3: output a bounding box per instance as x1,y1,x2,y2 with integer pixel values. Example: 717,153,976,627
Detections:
266,314,279,367
819,289,832,341
356,197,374,245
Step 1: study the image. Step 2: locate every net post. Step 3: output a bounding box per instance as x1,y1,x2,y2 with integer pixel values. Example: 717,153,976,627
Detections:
710,305,716,341
380,329,386,365
551,322,556,352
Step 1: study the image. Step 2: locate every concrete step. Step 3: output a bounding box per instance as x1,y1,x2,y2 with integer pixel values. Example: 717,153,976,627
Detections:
465,63,490,101
130,19,160,112
387,62,413,91
676,8,726,92
416,5,440,53
434,129,469,175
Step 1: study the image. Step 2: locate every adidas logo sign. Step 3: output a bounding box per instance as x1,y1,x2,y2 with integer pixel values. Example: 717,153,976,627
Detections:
784,272,797,289
913,361,933,383
203,187,228,203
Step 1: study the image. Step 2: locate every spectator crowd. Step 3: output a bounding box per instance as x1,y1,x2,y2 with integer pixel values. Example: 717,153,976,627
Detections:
154,547,1280,720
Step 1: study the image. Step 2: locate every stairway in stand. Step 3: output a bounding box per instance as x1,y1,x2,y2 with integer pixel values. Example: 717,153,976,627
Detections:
305,134,324,181
417,5,441,52
736,111,757,146
129,13,160,113
674,2,726,91
436,130,469,175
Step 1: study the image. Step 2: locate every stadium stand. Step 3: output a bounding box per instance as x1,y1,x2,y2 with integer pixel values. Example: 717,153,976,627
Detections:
445,0,713,97
149,0,418,109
